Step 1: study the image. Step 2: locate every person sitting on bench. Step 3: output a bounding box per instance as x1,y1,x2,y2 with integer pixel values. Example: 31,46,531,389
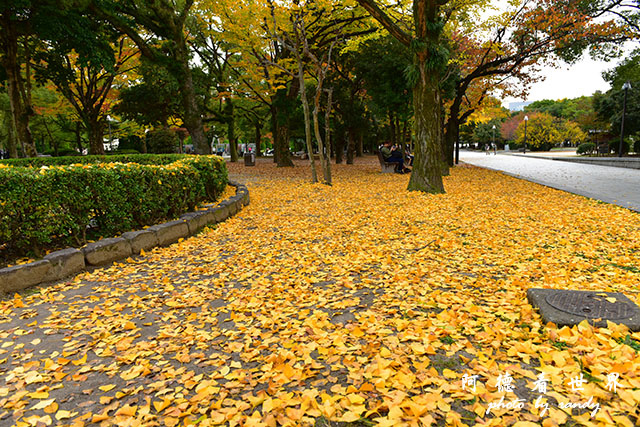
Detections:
381,141,409,173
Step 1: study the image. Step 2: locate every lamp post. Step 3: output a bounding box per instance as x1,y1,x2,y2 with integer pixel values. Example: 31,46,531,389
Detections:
523,115,529,154
106,115,113,151
618,81,631,157
492,124,496,154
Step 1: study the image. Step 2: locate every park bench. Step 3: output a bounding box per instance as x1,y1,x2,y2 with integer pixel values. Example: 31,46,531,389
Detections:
377,148,396,173
597,143,609,156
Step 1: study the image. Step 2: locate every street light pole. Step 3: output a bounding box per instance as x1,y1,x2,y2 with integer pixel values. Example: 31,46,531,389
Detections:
492,124,496,154
618,81,631,157
523,115,528,154
107,115,112,151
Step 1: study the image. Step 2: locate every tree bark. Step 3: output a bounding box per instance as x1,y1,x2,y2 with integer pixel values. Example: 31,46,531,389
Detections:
407,62,445,193
270,102,294,167
254,119,262,157
87,117,105,155
444,110,459,168
174,38,210,155
357,0,446,193
313,82,331,185
389,110,396,144
1,16,37,157
297,57,318,183
335,130,345,164
3,112,18,158
325,88,333,159
43,118,58,157
346,128,356,164
75,122,83,154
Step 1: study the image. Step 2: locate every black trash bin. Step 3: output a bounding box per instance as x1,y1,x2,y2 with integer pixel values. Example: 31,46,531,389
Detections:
244,152,256,166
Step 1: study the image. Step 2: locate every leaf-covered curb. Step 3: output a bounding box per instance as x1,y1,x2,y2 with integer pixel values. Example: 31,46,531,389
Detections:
0,182,249,294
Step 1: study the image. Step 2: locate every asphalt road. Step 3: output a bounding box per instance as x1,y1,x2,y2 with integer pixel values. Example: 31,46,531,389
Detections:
460,150,640,212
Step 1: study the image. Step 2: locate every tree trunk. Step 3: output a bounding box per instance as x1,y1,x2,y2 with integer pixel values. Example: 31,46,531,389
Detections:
313,83,331,185
254,119,262,157
4,113,18,158
75,122,83,154
335,129,344,164
174,40,210,155
356,130,363,157
1,16,37,157
271,104,294,167
407,62,444,193
225,98,238,162
297,60,318,183
444,112,459,168
43,118,58,157
346,128,356,164
87,117,105,155
388,110,396,144
325,89,334,160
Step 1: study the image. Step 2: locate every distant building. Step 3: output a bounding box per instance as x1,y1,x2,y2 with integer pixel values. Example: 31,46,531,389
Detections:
508,101,533,112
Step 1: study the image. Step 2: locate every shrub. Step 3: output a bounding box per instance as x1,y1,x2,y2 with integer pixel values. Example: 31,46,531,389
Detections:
0,156,227,255
0,153,188,168
146,129,178,154
577,142,596,155
108,149,140,155
118,135,145,153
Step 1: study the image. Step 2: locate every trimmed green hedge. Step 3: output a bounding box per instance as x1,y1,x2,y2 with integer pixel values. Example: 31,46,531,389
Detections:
577,142,596,155
0,156,227,255
0,153,189,168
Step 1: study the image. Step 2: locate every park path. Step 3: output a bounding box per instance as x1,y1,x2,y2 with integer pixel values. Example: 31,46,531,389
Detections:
460,150,640,212
1,157,639,426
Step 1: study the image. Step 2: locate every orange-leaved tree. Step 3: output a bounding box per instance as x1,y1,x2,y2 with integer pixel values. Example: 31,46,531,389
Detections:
442,0,635,166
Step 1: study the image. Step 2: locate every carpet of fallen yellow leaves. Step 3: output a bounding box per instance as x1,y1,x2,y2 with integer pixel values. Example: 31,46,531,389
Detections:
1,156,639,427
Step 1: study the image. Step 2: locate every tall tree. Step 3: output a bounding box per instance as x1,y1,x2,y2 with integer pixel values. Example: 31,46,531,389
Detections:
197,0,295,166
1,1,114,157
356,0,449,193
0,5,37,156
90,0,211,154
442,0,635,166
37,37,138,154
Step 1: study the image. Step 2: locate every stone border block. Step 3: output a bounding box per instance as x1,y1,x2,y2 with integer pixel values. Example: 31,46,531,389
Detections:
148,220,190,246
0,260,52,293
227,200,239,216
237,189,250,206
1,180,250,294
83,237,133,266
44,248,85,282
212,205,230,222
121,229,159,254
180,211,211,234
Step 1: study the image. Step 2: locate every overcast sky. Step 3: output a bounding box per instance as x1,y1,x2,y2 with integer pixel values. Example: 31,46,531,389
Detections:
487,0,637,108
501,50,633,108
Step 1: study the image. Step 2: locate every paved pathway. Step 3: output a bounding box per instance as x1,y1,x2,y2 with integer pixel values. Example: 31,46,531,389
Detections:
460,150,640,212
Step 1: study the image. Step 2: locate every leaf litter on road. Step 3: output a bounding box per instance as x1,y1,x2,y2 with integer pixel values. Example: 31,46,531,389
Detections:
1,157,639,426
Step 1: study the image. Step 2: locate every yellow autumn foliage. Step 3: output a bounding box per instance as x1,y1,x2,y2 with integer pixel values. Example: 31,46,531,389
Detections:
1,157,639,426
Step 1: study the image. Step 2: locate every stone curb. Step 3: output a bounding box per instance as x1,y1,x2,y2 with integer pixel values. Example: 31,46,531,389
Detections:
0,181,249,294
508,153,640,170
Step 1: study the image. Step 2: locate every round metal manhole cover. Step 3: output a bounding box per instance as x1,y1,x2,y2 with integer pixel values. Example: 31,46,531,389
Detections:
545,292,633,320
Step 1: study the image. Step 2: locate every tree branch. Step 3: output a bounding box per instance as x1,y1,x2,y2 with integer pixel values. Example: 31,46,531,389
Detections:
355,0,412,46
